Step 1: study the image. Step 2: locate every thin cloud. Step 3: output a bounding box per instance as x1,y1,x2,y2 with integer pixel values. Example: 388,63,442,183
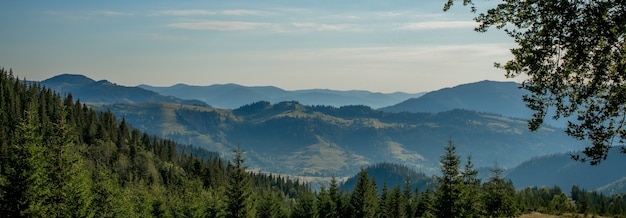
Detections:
156,9,272,16
144,33,188,41
168,20,275,31
221,10,274,16
157,10,216,16
397,21,477,30
291,22,346,31
262,44,511,63
95,10,134,16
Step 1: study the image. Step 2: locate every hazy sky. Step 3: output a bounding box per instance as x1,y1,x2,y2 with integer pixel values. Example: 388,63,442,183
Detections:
1,0,520,93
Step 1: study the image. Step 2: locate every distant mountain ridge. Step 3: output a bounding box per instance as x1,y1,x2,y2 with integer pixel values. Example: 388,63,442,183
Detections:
380,80,529,116
90,100,585,178
139,83,424,109
340,162,432,193
40,74,207,106
504,148,626,195
380,80,568,127
35,74,620,194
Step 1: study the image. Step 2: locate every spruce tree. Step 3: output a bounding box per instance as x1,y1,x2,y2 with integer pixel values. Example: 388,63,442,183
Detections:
379,182,390,218
328,176,344,217
291,190,317,218
50,114,95,218
482,163,518,217
317,186,336,218
225,146,256,218
349,168,379,218
434,140,464,218
461,155,482,217
388,185,406,218
415,189,435,218
0,102,52,217
258,191,287,218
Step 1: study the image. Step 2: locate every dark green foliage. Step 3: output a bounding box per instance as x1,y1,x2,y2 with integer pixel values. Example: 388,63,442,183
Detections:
226,147,256,218
257,191,288,218
3,68,626,217
340,162,431,194
434,140,464,218
445,0,626,164
102,98,583,177
505,148,626,193
349,169,379,218
0,68,309,217
1,102,52,217
461,155,482,217
481,164,518,217
291,190,318,218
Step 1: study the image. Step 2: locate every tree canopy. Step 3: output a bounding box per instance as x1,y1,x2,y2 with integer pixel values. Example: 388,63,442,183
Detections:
445,0,626,164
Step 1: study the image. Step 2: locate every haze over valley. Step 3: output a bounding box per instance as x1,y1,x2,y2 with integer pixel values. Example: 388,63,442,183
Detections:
36,74,626,194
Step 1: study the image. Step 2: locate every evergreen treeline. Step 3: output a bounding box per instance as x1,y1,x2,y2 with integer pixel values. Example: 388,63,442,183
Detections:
0,68,310,217
315,141,626,218
1,68,625,217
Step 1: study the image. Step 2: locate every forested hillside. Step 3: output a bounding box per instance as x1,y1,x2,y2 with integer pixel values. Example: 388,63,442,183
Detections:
504,148,626,194
340,162,432,193
0,68,310,217
41,74,207,106
2,68,625,217
94,100,584,177
138,83,423,109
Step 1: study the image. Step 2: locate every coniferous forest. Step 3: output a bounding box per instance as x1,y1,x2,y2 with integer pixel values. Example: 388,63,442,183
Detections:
1,67,626,217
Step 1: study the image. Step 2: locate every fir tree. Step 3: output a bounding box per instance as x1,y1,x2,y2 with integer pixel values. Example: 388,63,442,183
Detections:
291,190,317,218
461,155,482,217
482,163,518,217
349,168,379,218
225,146,256,218
434,140,464,218
0,102,52,217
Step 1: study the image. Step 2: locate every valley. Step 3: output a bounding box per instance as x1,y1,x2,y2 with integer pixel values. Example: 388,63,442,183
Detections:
38,74,626,194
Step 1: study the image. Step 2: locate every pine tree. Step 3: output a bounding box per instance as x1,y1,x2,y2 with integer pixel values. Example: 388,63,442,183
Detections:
291,190,317,218
328,176,344,217
225,146,256,218
403,177,416,217
349,168,379,218
388,185,406,218
415,189,436,218
461,155,482,217
482,163,518,217
49,113,95,218
317,186,334,218
379,182,390,218
434,140,464,218
258,191,287,218
0,102,52,217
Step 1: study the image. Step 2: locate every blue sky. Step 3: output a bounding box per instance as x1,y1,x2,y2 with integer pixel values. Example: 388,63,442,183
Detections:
1,0,518,93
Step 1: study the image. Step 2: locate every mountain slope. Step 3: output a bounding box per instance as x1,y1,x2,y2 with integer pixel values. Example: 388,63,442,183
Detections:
504,148,626,193
380,80,571,127
340,162,432,193
91,100,585,177
139,83,424,109
380,80,528,116
40,74,207,106
1,69,310,216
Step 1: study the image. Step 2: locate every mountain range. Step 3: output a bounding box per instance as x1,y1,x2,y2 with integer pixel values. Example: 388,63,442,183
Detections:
381,80,568,127
139,83,424,109
41,74,207,106
37,74,626,193
503,147,626,195
381,80,528,116
89,100,583,177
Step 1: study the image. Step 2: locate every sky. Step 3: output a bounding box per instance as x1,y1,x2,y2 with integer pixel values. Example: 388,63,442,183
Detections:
0,0,520,93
